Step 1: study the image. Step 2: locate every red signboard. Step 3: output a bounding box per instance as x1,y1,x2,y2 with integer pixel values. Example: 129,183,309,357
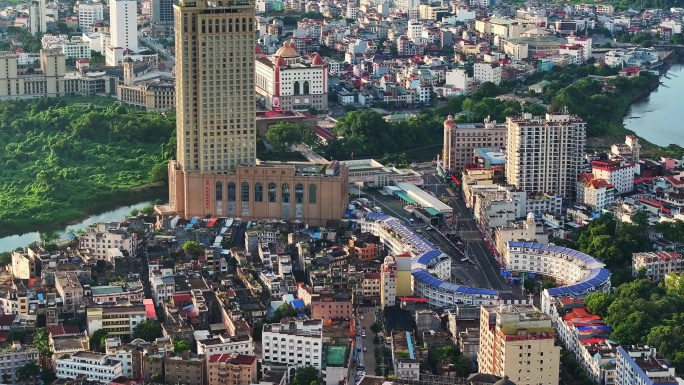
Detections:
205,179,211,210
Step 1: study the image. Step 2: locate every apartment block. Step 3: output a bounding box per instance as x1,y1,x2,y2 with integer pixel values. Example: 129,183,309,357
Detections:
56,351,123,383
391,331,420,380
311,293,352,322
0,50,66,100
380,256,397,309
478,305,560,385
165,353,206,385
443,116,506,171
262,318,323,370
0,342,39,384
506,113,586,199
54,271,84,312
79,222,139,260
78,2,103,32
473,62,502,85
87,305,147,337
632,252,684,281
592,160,637,195
207,354,257,385
616,346,680,385
197,334,255,357
11,249,42,279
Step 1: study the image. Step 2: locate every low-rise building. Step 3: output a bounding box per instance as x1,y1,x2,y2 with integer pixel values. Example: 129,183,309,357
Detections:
592,160,637,195
164,353,206,385
207,353,257,385
632,252,684,282
391,331,420,380
87,305,147,338
262,318,323,370
54,271,84,312
79,222,139,260
616,346,680,385
56,351,123,383
197,334,255,357
0,342,40,384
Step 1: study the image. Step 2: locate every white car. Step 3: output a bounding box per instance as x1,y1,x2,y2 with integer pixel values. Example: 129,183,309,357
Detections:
360,316,364,320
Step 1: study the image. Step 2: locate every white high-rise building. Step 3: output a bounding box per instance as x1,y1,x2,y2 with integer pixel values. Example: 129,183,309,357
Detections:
29,0,48,34
107,0,138,65
262,318,323,370
505,113,586,200
78,3,104,33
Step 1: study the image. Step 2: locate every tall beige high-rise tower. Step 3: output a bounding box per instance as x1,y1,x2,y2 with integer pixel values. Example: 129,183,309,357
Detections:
165,0,349,224
505,112,585,200
174,0,256,173
478,305,560,385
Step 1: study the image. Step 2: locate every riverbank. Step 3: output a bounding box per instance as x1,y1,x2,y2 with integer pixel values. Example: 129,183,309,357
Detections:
593,61,684,157
0,185,167,239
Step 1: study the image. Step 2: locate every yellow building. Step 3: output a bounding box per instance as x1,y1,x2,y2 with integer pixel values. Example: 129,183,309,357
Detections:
166,0,348,226
0,49,66,100
86,305,147,337
478,305,560,385
117,58,175,112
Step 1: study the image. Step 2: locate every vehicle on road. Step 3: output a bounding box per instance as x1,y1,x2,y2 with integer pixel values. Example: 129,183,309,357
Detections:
361,332,366,338
363,347,367,352
360,316,364,320
460,257,469,262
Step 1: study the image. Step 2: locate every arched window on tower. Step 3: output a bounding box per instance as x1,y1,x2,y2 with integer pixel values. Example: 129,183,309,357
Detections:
268,183,276,202
303,81,310,94
295,183,304,204
293,81,300,95
216,181,223,201
282,183,290,203
254,182,263,202
241,182,250,201
227,182,236,202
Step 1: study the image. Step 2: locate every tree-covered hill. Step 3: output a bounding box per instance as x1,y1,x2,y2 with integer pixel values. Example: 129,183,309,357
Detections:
0,97,175,233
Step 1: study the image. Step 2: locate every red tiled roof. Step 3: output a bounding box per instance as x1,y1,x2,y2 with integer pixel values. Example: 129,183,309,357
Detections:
48,325,81,336
172,293,192,304
398,297,428,303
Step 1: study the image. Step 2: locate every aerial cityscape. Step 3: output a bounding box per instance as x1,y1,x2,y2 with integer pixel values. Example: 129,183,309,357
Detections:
0,0,682,384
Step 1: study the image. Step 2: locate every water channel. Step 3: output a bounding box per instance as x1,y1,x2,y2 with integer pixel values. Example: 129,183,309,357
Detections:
0,201,154,253
624,63,684,147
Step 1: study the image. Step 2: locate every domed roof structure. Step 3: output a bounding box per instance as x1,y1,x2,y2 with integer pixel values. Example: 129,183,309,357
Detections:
444,114,456,125
274,41,299,58
255,44,262,55
311,53,324,65
494,375,516,385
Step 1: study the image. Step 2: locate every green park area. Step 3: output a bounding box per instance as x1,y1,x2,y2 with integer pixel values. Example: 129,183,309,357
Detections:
0,97,175,235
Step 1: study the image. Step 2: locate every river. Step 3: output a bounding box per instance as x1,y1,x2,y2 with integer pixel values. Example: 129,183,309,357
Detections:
624,63,684,147
0,201,154,253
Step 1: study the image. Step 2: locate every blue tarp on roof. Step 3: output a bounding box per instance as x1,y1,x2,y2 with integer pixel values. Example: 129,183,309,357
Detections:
292,299,305,309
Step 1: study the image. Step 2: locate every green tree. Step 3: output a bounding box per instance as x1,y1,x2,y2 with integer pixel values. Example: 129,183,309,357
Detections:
150,162,169,184
6,330,26,344
453,355,473,376
183,241,205,257
1,373,10,383
584,292,614,318
16,361,40,385
90,329,109,351
33,327,51,368
265,122,314,151
132,320,163,342
290,365,320,385
173,339,191,353
273,303,297,322
151,372,165,382
0,252,11,266
370,322,381,334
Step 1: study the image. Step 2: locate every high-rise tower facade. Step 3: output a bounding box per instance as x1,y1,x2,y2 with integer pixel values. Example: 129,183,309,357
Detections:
174,0,256,173
166,0,349,225
505,113,585,199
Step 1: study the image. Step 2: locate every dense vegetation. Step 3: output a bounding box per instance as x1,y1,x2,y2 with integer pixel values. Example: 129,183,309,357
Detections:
0,97,175,234
321,64,655,162
585,276,684,373
575,212,651,285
